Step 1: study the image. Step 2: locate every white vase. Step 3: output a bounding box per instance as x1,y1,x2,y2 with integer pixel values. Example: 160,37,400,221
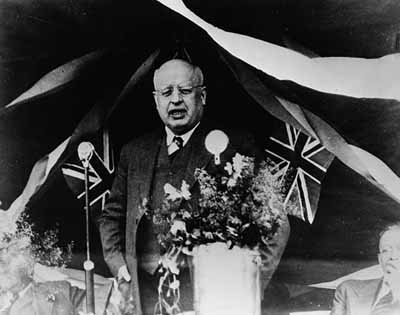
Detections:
191,242,261,315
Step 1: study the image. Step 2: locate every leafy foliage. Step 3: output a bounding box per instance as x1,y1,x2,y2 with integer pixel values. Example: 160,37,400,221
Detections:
0,214,73,268
147,154,285,252
142,153,286,315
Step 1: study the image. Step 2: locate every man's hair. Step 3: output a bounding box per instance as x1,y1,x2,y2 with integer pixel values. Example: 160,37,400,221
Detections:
379,222,400,238
378,221,400,250
153,59,204,87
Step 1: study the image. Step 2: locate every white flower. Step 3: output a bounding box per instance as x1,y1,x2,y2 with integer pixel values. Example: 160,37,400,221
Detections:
180,181,191,200
204,231,214,239
229,216,241,225
223,153,247,188
164,181,191,201
182,211,191,219
227,177,237,188
161,256,180,275
224,162,233,175
0,210,17,236
232,153,245,176
169,278,180,290
170,220,186,235
141,197,149,208
164,183,181,201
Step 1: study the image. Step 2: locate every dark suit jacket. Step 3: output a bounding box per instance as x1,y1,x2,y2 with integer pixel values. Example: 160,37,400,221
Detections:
99,122,290,315
331,278,400,315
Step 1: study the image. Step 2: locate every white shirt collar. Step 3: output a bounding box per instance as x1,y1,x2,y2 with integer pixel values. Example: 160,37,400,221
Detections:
373,278,392,308
165,123,200,154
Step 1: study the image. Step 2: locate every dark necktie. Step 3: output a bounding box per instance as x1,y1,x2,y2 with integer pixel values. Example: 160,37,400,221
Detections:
173,136,184,150
169,136,184,162
372,291,396,315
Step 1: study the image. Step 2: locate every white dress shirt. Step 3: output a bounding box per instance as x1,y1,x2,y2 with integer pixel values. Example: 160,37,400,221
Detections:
165,123,200,155
373,279,392,308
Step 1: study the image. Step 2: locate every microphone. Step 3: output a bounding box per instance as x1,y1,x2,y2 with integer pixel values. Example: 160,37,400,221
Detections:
205,130,229,165
78,142,94,166
78,141,96,314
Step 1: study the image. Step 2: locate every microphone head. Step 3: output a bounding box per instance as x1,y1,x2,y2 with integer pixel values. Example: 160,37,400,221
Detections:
205,130,229,156
78,142,94,161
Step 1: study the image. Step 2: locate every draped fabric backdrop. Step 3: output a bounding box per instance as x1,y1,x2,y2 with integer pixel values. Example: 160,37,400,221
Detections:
1,0,400,287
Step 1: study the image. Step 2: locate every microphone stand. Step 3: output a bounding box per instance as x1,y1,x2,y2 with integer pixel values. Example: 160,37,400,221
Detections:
81,155,95,315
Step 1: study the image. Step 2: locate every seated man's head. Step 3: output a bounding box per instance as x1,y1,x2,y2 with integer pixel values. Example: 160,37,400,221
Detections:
153,59,206,135
0,235,34,295
378,223,400,280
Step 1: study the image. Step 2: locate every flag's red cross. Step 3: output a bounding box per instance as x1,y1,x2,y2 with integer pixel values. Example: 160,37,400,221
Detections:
62,150,114,211
265,123,332,223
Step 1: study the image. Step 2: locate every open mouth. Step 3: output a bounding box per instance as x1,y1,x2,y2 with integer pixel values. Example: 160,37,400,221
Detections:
169,109,187,119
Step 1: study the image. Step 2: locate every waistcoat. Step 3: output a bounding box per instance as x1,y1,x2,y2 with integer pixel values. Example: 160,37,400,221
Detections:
136,137,193,273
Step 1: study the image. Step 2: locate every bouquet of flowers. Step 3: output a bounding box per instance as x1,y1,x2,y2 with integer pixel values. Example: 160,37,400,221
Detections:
144,153,286,315
0,215,73,311
0,215,73,268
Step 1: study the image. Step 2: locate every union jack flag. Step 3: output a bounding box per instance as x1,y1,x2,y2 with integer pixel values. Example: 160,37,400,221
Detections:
61,129,114,219
265,122,334,223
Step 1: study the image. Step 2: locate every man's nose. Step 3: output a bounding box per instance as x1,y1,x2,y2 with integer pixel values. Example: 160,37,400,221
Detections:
389,248,400,259
170,88,183,103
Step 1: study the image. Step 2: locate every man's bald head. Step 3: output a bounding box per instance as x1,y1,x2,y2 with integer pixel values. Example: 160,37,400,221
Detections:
153,59,204,90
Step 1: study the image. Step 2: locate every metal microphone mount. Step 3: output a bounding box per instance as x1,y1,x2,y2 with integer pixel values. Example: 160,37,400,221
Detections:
77,142,95,315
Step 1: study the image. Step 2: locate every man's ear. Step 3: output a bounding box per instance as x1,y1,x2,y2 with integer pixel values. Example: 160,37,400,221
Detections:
201,87,207,105
153,93,159,107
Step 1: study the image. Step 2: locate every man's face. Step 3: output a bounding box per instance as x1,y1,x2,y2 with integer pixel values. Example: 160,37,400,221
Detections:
378,228,400,279
153,61,206,135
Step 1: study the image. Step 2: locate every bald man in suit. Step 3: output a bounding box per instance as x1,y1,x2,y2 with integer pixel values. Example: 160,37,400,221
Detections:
331,223,400,315
99,59,290,315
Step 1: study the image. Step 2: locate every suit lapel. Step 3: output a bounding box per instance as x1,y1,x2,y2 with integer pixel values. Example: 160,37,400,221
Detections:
355,278,382,313
371,278,384,307
135,129,164,221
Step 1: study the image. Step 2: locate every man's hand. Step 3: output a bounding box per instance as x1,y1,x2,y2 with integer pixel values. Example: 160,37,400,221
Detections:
117,265,131,283
115,265,135,314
